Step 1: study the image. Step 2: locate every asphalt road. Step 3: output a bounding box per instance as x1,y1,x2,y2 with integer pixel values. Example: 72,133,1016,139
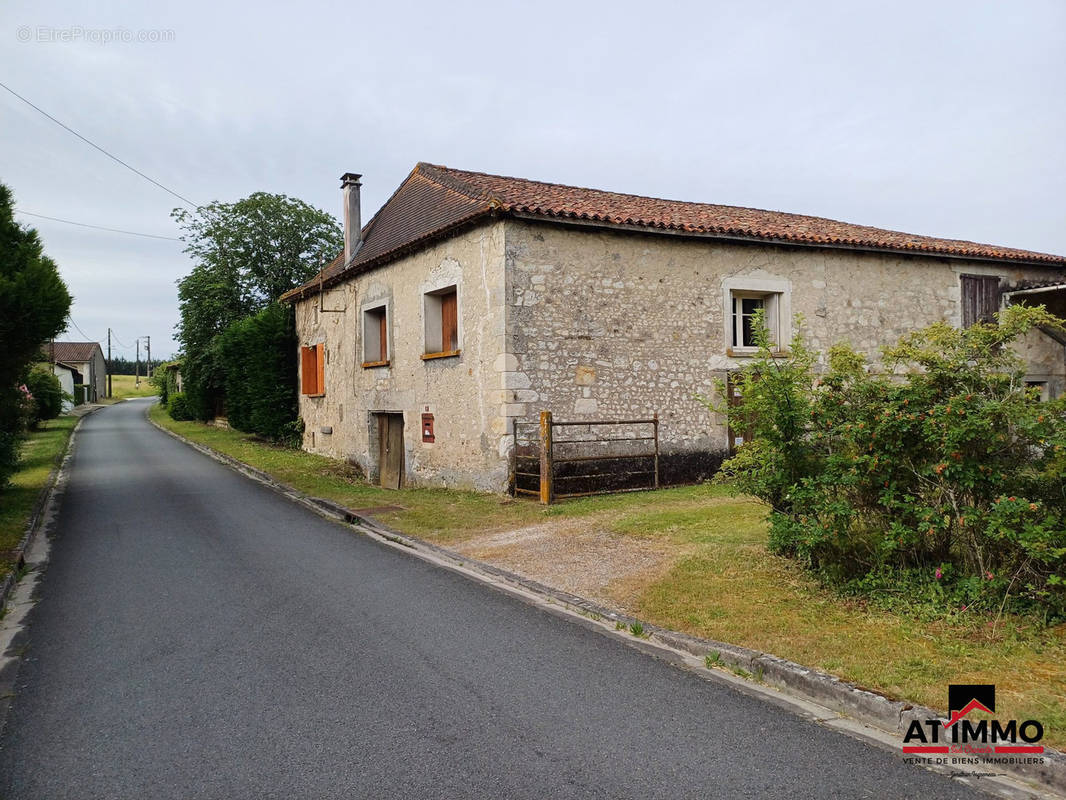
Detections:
0,399,980,798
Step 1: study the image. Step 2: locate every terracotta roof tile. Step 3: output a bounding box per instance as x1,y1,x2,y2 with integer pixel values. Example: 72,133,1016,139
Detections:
426,163,1066,265
40,342,101,363
282,163,1065,301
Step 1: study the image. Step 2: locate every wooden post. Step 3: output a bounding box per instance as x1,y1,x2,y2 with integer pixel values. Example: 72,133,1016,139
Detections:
510,418,518,496
653,413,660,489
539,410,553,504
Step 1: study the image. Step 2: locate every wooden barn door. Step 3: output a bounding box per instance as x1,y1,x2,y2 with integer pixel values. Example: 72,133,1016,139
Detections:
376,413,404,489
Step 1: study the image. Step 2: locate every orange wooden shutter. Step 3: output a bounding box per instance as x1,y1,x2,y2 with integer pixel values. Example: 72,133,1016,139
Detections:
315,343,325,394
300,347,314,394
379,312,388,362
441,291,458,352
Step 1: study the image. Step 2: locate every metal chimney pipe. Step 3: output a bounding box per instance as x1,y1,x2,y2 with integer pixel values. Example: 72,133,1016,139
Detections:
341,172,363,265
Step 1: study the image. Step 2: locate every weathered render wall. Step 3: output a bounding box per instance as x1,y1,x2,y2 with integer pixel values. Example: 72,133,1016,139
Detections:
294,220,510,490
503,219,1066,475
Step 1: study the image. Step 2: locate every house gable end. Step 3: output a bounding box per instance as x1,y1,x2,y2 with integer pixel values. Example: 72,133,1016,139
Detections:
282,167,494,303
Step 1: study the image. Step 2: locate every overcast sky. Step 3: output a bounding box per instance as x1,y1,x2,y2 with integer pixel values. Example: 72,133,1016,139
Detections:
2,0,1064,358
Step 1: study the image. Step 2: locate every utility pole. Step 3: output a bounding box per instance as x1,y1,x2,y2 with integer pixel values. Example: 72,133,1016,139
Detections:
136,338,141,387
107,328,112,398
145,336,151,382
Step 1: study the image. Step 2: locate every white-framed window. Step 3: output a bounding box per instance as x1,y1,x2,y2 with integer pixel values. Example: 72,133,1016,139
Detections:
362,303,389,367
722,277,790,355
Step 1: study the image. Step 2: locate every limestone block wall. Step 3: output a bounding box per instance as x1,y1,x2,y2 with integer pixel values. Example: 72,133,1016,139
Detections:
503,219,1066,471
293,220,510,491
292,214,1063,493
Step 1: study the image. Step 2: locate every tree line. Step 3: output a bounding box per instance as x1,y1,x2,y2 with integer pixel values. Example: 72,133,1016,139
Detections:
0,182,72,487
107,355,173,376
166,192,342,443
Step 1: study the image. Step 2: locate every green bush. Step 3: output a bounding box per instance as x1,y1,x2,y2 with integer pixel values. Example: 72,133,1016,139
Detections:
714,305,1066,623
216,303,299,443
151,362,182,406
25,364,66,426
167,392,192,421
151,364,169,405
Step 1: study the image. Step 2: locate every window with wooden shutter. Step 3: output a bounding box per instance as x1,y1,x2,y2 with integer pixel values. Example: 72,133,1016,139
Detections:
315,343,325,394
961,275,1001,328
441,290,458,352
300,345,323,395
362,306,389,367
422,285,460,360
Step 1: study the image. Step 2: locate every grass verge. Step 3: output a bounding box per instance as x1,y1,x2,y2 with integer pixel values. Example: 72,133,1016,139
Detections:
614,499,1066,748
0,415,78,579
147,402,712,541
149,402,1066,747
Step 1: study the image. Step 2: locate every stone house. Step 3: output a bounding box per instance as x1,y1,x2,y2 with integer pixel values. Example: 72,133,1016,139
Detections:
280,163,1066,492
41,341,107,403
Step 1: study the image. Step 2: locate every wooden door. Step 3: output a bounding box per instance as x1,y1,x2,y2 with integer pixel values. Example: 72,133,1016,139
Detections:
726,372,754,454
378,414,404,489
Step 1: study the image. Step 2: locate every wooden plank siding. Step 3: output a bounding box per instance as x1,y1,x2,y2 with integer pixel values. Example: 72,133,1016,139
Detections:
961,274,1001,328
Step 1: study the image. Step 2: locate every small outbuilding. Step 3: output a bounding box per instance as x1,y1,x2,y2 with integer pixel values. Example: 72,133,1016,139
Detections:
41,342,107,403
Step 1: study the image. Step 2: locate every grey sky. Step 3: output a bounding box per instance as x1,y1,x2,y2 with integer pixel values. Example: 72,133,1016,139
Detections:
2,0,1064,357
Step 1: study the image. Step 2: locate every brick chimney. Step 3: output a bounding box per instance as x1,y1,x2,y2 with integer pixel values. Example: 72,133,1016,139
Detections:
341,172,362,265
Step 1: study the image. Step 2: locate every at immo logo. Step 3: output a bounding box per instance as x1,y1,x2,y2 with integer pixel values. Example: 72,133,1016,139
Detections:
902,684,1044,755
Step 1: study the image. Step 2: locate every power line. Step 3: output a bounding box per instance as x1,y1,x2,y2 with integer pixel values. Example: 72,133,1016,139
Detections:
66,316,96,342
0,80,201,209
15,209,182,241
110,330,131,348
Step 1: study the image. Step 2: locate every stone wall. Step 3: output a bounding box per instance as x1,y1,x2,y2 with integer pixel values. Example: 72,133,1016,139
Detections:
503,219,1066,474
293,215,1064,493
293,220,510,491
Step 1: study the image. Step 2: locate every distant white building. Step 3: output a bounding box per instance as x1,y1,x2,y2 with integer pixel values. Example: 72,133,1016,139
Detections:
51,362,80,412
41,342,107,402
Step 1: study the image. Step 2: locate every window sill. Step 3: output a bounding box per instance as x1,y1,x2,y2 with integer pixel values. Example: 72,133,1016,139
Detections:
726,348,790,359
361,360,390,369
304,392,325,398
421,349,461,361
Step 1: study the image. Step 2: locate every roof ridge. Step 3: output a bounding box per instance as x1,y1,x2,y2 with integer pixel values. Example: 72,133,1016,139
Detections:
416,163,1065,262
423,162,769,216
416,162,504,208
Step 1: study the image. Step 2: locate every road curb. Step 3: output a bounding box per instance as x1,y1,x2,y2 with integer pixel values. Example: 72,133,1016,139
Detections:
0,408,101,613
146,407,1066,798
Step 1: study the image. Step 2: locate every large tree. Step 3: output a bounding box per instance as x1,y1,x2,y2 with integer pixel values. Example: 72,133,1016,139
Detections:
173,193,342,420
0,183,72,486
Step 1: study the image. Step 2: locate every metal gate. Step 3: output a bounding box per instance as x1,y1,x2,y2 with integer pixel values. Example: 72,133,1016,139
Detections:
511,411,660,503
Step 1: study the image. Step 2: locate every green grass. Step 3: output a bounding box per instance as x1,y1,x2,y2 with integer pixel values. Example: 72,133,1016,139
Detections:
148,402,1066,748
615,495,1066,748
148,401,714,541
102,374,157,403
0,416,78,579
